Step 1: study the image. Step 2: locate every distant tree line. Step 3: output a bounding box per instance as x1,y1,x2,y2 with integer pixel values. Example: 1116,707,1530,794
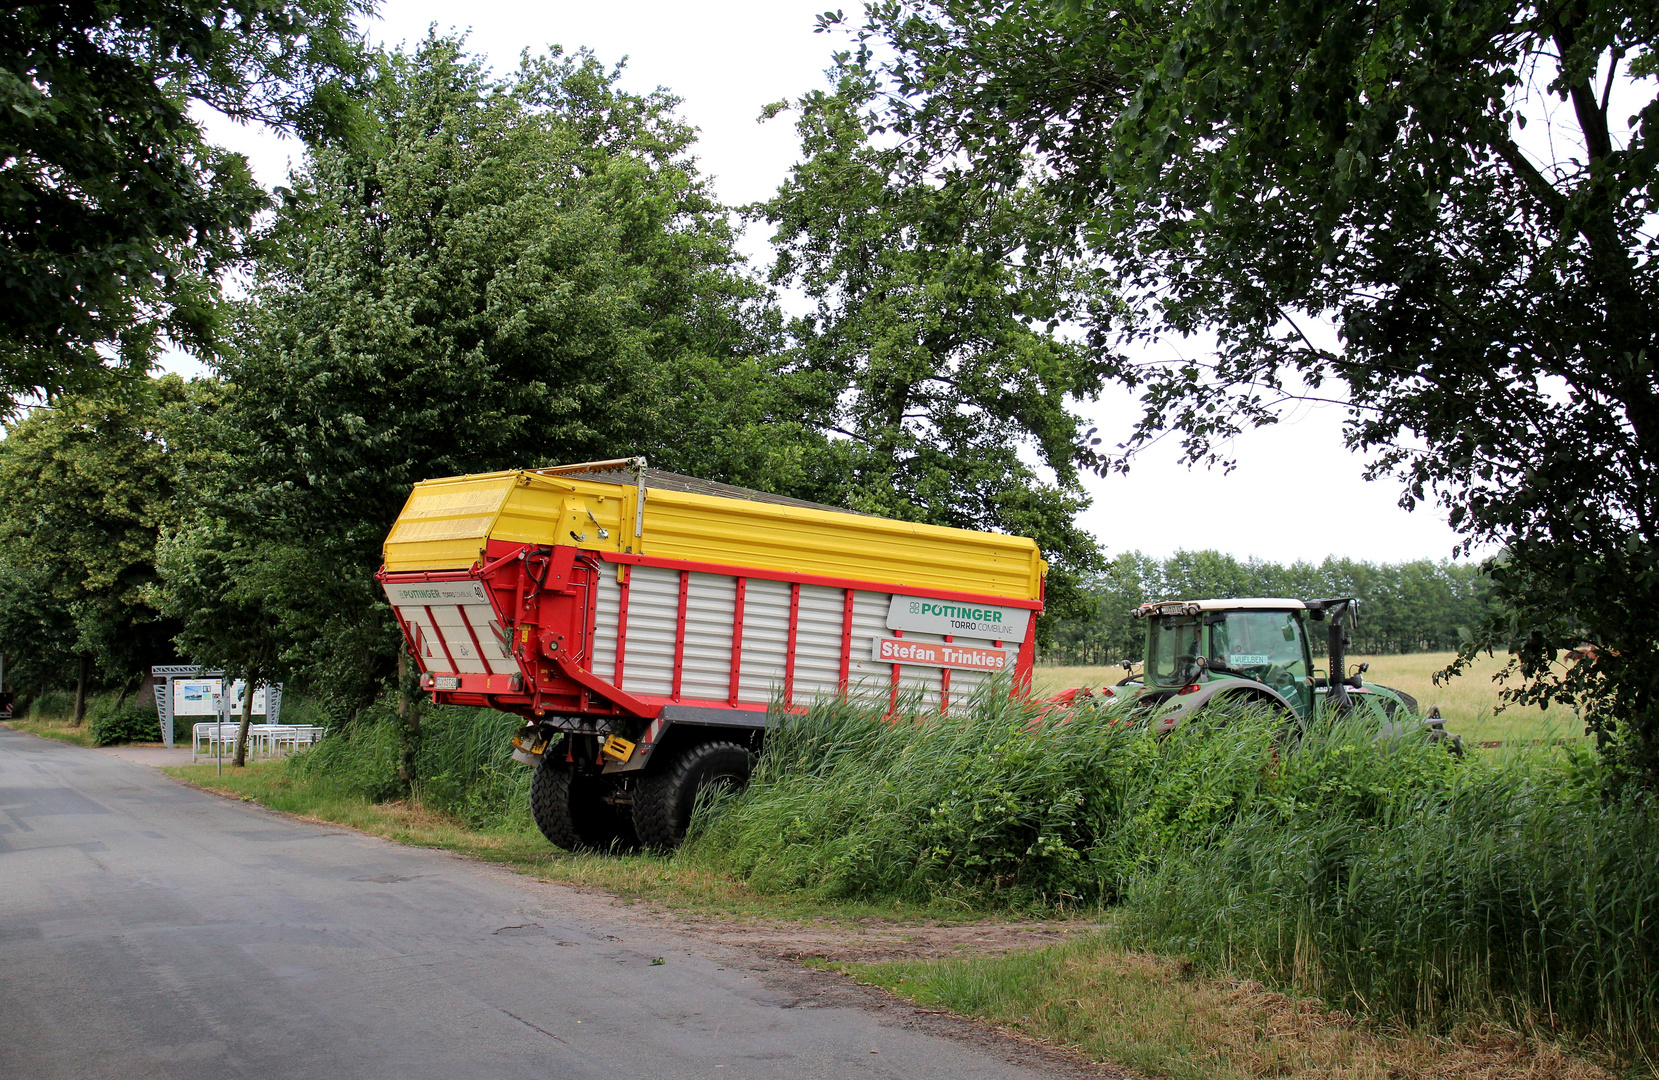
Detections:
1041,551,1492,666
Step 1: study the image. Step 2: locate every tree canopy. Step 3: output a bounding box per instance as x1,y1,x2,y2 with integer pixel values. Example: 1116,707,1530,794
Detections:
178,36,792,709
0,0,370,411
826,0,1659,784
0,375,211,703
757,75,1109,616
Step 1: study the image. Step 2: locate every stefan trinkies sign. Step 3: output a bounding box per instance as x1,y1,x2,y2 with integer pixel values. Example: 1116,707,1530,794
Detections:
885,595,1031,641
873,636,1014,672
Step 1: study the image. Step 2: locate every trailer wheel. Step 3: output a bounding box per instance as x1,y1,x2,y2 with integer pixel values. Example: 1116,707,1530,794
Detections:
529,756,637,852
632,740,752,853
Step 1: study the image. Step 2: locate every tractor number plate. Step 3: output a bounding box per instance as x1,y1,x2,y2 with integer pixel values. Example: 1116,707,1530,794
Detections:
434,675,461,690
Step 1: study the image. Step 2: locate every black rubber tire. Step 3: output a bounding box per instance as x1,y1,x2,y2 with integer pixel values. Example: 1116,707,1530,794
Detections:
1376,686,1420,719
1205,691,1296,723
529,755,637,852
632,740,752,853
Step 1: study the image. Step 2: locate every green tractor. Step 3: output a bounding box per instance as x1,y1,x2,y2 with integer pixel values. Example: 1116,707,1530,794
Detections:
1109,597,1460,749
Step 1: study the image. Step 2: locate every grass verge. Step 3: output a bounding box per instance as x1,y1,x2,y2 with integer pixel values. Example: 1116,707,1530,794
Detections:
162,760,1025,925
840,937,1625,1080
2,716,94,746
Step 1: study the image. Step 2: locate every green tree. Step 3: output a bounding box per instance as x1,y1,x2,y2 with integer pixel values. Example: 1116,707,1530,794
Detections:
758,75,1110,623
1,0,370,410
1044,550,1160,666
830,0,1659,784
0,376,210,719
156,521,310,764
0,553,78,709
193,36,787,715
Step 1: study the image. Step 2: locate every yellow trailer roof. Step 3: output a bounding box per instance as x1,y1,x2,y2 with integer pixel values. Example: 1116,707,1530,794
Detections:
383,464,1045,602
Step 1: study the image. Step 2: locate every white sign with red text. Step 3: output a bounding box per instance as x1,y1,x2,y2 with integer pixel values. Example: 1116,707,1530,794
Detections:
873,636,1014,672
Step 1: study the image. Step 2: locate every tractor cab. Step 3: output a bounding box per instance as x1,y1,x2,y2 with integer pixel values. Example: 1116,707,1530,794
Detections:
1142,598,1315,717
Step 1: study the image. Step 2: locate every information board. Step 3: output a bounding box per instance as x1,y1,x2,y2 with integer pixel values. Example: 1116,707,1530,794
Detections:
173,679,266,716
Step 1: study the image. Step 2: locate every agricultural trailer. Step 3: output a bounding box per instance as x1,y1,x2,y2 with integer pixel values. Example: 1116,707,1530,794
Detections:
378,459,1045,851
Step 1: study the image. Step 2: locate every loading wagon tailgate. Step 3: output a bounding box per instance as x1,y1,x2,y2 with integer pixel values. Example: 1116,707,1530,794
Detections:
382,578,517,679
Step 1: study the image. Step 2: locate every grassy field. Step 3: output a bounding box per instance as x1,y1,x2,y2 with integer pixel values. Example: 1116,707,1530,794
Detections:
1034,650,1583,745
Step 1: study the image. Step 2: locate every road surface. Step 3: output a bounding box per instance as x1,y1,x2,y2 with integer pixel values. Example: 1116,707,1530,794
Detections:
0,727,1089,1080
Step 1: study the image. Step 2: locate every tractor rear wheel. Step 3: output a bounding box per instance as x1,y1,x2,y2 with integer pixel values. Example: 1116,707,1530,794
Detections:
530,755,637,852
632,740,752,853
1377,687,1420,719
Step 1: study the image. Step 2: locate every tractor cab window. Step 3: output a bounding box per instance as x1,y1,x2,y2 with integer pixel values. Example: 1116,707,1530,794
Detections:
1209,610,1308,684
1146,617,1204,686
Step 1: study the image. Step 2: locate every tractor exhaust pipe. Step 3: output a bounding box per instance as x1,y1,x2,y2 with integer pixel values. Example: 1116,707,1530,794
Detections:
1326,600,1352,715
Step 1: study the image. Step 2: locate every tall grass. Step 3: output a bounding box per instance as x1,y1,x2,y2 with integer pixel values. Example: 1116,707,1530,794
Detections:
682,689,1659,1052
1122,746,1658,1047
683,684,1464,908
289,699,530,827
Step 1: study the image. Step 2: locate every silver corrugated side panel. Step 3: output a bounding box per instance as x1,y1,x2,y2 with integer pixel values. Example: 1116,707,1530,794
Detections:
738,578,791,703
682,573,737,701
792,584,845,703
591,560,620,681
844,590,892,699
946,665,990,713
892,629,944,710
588,563,1006,715
621,564,679,697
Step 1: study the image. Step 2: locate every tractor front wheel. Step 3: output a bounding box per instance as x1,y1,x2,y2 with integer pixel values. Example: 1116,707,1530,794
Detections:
530,754,637,852
632,741,752,853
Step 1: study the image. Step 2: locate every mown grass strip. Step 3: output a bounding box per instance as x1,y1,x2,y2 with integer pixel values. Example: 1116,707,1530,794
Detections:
839,937,1623,1080
1,716,94,747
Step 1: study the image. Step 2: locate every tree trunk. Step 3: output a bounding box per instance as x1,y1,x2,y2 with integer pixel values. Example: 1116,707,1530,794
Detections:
72,654,90,727
232,680,256,767
397,652,419,788
113,674,136,712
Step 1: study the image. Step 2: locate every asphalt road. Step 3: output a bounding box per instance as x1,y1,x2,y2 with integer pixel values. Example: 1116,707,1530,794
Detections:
0,727,1081,1080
